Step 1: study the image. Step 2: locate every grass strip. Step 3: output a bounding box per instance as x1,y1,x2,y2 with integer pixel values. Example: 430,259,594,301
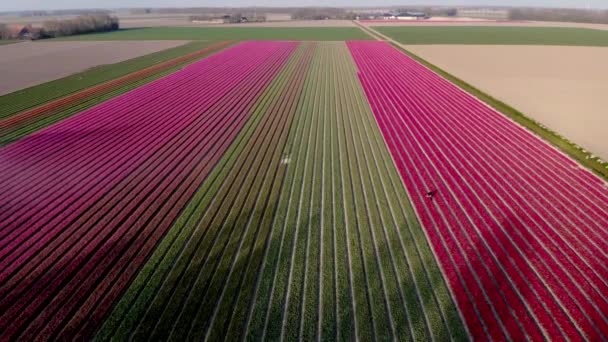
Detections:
0,40,19,45
56,26,373,41
375,26,608,46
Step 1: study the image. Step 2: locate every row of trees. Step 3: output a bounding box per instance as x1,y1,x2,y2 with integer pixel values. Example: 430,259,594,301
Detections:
0,24,10,40
291,8,355,20
42,14,119,38
0,14,119,40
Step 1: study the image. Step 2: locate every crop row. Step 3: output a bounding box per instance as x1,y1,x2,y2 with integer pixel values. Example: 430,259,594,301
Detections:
0,41,296,341
97,42,466,341
0,41,232,145
349,40,608,341
96,41,314,341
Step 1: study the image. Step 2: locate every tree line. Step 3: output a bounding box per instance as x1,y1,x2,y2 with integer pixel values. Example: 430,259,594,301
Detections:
0,14,119,40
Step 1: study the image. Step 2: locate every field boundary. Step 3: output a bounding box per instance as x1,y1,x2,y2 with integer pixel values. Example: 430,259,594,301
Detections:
361,25,608,181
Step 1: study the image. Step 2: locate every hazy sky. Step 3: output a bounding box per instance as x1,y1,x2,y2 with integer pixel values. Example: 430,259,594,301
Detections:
2,0,607,12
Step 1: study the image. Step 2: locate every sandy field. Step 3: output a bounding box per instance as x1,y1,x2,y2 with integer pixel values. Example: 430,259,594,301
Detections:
406,45,608,161
0,40,188,95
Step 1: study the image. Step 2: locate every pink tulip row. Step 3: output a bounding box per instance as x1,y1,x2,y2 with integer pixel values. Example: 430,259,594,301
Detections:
348,40,608,341
0,41,298,341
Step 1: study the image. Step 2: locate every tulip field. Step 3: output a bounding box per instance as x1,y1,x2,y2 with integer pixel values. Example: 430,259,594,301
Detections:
349,41,608,341
1,39,607,341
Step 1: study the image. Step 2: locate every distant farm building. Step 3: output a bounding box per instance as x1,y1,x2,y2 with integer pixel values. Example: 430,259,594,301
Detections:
6,25,42,40
382,12,429,20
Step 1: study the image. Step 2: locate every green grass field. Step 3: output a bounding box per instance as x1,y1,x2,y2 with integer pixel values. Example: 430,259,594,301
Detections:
0,40,19,45
375,26,608,46
95,42,466,341
57,26,372,41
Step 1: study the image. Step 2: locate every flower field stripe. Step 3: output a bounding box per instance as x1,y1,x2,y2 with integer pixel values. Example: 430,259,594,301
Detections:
94,41,466,341
340,46,463,342
0,41,297,341
0,42,288,238
366,43,601,295
348,40,608,341
0,45,258,215
0,42,261,199
0,40,294,332
354,44,588,340
1,40,294,336
94,41,313,341
0,42,292,278
0,41,234,145
248,42,465,341
93,45,291,341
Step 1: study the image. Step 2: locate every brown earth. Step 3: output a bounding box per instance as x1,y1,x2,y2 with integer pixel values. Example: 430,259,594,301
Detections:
406,44,608,161
0,40,189,96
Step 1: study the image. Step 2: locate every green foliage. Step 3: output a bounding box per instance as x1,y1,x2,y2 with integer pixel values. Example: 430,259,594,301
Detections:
376,26,608,46
57,26,372,41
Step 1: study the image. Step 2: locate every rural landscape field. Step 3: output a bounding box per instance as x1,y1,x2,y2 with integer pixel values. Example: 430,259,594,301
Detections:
1,4,608,341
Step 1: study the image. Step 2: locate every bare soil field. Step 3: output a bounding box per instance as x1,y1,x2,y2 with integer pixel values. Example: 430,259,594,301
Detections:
0,40,188,95
407,44,608,161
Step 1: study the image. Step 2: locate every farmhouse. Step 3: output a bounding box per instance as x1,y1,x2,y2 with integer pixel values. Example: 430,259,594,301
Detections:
382,12,429,20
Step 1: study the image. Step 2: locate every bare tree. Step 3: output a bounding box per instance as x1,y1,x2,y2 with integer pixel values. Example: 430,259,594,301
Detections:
0,23,9,40
42,14,119,38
